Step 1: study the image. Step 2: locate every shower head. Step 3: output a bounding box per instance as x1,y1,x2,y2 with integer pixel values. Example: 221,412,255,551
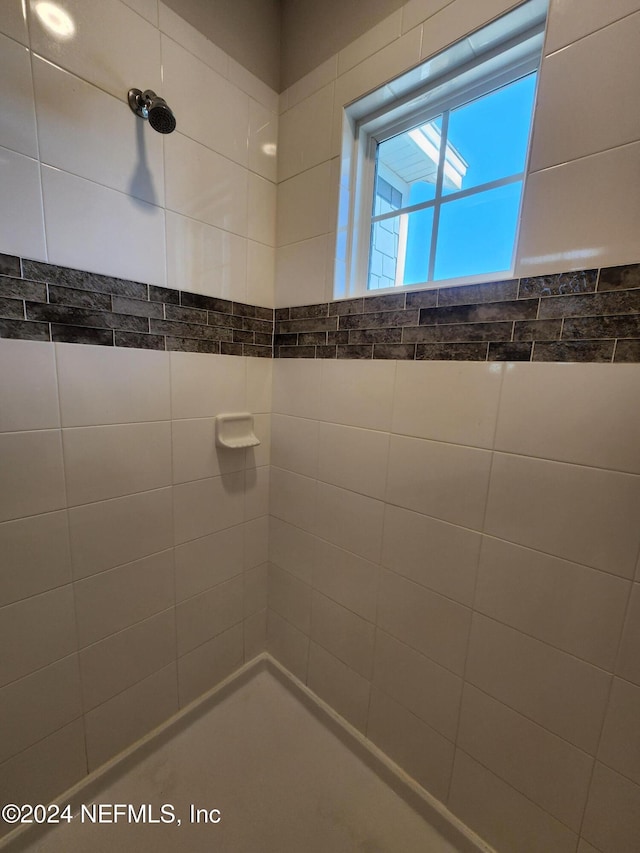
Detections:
128,88,177,134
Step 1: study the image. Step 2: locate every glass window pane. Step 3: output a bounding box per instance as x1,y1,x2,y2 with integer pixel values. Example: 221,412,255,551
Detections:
374,116,443,211
434,182,522,281
368,207,434,290
443,73,536,195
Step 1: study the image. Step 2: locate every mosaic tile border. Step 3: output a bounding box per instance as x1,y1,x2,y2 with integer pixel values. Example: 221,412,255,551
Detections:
1,254,639,362
0,255,274,358
275,266,640,363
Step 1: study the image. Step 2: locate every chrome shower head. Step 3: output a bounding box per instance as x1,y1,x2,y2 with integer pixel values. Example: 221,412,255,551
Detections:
128,88,177,134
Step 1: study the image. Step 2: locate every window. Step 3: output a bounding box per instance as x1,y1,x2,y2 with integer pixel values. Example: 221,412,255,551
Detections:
336,0,548,298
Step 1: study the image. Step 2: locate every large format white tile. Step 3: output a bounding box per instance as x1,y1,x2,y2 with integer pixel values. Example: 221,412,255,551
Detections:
315,482,384,564
598,677,640,786
227,57,279,113
317,422,389,499
269,467,317,533
616,584,640,687
402,0,458,34
516,142,640,276
268,563,311,635
457,684,593,831
381,505,481,606
172,418,246,484
465,613,611,753
176,575,243,655
532,14,640,171
311,591,375,679
33,56,165,205
449,750,578,853
161,35,248,166
120,0,158,26
0,586,76,687
244,516,269,570
275,234,330,308
244,465,269,520
63,421,172,506
476,536,631,670
339,10,403,74
0,147,46,260
320,359,396,431
0,512,71,607
56,343,170,427
0,339,59,432
0,34,37,158
276,161,332,246
0,430,65,522
495,363,640,473
271,414,319,478
41,166,166,286
28,0,161,101
158,3,227,76
386,435,492,531
169,352,246,419
0,0,28,43
307,642,370,733
173,472,244,544
377,570,471,676
68,488,173,579
545,0,640,54
178,623,244,707
581,762,640,853
269,517,315,583
272,359,322,419
312,539,379,622
165,211,247,301
392,361,503,448
485,453,640,578
246,240,275,307
278,83,334,183
165,132,248,237
246,357,272,414
175,525,244,602
74,550,174,647
247,173,277,246
248,98,278,182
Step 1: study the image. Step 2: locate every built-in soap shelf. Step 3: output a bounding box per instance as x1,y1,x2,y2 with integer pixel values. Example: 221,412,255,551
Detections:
215,413,260,449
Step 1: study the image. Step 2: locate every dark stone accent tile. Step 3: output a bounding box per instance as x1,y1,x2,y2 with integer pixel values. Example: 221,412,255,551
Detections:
277,346,316,358
532,340,614,363
149,285,179,304
340,310,419,330
419,299,537,325
243,317,273,334
0,275,46,302
614,340,640,362
332,298,364,316
150,318,232,341
165,304,208,325
243,344,273,358
438,279,519,306
289,303,328,319
513,319,562,341
255,332,273,346
112,295,164,319
0,297,25,320
539,290,640,320
182,292,231,313
316,345,337,358
221,342,243,356
0,318,50,341
362,293,406,312
274,333,298,347
328,330,349,345
278,316,338,333
349,328,402,344
562,315,640,340
275,308,290,321
233,301,257,318
404,321,513,343
416,342,488,361
255,306,274,322
598,263,640,292
406,290,438,309
519,270,597,298
51,324,114,346
49,284,111,310
299,332,327,345
115,332,166,350
27,303,148,332
165,337,221,354
233,329,255,344
373,343,416,360
22,261,148,299
488,342,533,361
336,345,373,359
208,311,243,330
0,254,20,277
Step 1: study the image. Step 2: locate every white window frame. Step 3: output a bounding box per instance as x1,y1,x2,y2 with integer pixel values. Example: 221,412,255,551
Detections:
334,0,548,300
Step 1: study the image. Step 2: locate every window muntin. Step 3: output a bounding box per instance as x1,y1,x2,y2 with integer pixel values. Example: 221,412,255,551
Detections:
367,71,537,291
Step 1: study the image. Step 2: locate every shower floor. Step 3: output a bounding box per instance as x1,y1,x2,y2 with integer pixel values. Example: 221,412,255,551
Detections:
7,660,472,853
